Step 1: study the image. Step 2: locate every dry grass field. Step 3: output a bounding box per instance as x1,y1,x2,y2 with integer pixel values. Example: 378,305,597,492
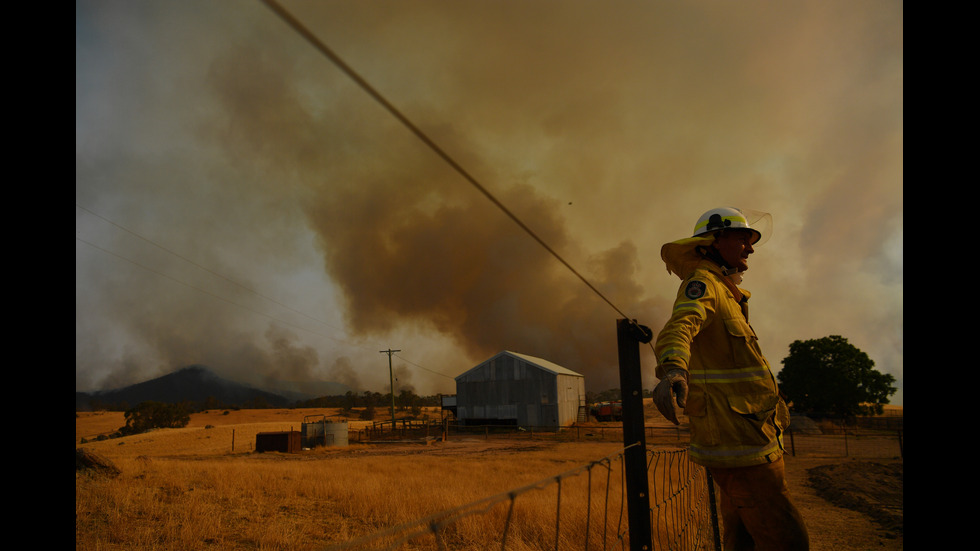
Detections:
76,405,902,550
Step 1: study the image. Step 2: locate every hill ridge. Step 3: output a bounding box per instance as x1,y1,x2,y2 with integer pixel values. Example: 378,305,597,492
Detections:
76,365,294,410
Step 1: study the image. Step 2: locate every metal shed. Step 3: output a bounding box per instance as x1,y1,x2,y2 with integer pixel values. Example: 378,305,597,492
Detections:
255,431,301,453
455,351,585,428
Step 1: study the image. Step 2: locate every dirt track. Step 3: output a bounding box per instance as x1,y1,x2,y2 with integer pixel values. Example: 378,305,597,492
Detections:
784,456,902,551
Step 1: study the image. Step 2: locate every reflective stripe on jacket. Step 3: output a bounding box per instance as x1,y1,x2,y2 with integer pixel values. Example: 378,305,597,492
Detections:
654,259,789,468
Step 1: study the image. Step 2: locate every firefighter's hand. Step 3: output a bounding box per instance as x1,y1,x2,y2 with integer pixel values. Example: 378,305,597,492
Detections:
653,369,688,425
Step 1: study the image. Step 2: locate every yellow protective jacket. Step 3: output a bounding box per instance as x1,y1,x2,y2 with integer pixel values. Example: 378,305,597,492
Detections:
655,238,789,468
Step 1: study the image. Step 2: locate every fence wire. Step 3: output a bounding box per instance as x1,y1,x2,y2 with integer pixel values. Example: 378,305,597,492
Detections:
647,449,714,551
325,423,902,551
323,445,713,551
354,423,904,460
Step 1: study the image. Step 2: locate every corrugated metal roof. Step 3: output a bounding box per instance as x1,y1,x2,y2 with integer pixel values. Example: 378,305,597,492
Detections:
455,350,583,380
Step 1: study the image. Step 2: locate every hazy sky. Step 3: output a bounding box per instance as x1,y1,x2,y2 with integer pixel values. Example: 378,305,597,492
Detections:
76,0,903,405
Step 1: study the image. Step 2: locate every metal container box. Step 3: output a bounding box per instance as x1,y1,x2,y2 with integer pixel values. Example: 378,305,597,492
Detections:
255,431,301,453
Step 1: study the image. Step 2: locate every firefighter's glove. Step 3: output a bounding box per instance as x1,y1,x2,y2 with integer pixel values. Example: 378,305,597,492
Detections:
653,369,688,426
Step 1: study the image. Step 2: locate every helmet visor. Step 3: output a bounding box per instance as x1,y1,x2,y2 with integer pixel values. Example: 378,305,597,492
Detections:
740,208,772,246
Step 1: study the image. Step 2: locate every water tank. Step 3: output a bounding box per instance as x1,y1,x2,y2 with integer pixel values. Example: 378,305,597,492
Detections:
301,416,349,448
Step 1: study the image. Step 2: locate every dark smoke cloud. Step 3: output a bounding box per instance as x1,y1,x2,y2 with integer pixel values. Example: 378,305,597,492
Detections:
393,365,415,395
195,27,667,392
326,357,362,392
305,180,664,391
264,325,319,385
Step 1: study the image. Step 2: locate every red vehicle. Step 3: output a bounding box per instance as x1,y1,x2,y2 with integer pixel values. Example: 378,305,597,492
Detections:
590,401,623,422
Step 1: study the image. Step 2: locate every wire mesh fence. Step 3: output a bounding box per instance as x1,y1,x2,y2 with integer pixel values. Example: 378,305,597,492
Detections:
329,420,902,550
647,448,715,551
784,427,904,459
323,445,716,551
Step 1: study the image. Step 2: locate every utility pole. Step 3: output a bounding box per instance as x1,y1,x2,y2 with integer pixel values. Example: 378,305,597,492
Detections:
380,349,401,426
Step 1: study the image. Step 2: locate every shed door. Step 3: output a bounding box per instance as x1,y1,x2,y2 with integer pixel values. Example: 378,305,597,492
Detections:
526,404,538,427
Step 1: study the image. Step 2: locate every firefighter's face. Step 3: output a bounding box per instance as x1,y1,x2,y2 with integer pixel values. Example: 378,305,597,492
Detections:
712,229,755,272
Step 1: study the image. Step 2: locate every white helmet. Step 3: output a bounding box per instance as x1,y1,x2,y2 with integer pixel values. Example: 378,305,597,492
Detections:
692,207,772,246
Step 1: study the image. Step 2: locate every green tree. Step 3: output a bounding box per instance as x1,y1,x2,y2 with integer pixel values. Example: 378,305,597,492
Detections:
344,391,358,410
119,401,191,435
398,389,420,413
777,335,896,420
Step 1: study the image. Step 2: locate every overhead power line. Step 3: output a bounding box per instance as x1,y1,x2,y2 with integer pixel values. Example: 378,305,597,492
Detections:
260,0,635,324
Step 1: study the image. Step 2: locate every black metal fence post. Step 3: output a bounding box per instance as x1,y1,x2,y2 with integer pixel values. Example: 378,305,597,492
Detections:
617,318,653,551
706,470,723,551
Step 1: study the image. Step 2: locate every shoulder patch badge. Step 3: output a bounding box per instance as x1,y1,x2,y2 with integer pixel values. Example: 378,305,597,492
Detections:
684,280,706,299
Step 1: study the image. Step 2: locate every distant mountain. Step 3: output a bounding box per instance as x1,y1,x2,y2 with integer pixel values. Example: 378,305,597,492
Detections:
75,365,296,411
265,380,352,402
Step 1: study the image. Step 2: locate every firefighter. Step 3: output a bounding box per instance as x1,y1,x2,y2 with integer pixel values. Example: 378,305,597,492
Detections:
652,207,809,550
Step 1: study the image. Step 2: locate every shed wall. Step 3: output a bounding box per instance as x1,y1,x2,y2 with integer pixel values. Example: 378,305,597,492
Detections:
556,374,587,426
455,353,584,428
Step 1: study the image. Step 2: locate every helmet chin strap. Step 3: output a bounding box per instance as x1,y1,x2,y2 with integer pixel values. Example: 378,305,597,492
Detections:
697,245,744,283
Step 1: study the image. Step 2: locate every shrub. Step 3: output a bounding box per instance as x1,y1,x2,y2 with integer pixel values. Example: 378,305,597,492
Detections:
119,401,190,435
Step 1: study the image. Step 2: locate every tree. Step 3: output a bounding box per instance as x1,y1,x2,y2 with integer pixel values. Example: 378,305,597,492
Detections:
344,391,358,410
119,401,191,435
359,404,376,421
777,335,896,420
398,389,420,413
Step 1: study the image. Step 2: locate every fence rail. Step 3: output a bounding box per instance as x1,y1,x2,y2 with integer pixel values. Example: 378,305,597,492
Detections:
783,427,904,459
350,422,903,460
